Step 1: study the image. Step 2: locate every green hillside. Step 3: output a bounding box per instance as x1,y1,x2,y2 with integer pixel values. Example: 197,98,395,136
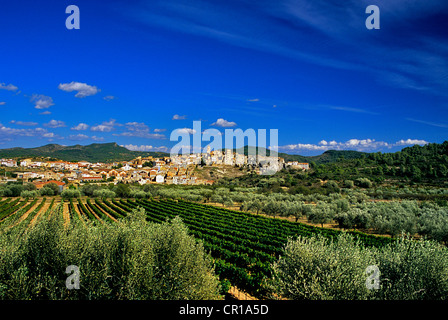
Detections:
231,146,365,164
0,143,169,163
279,149,367,164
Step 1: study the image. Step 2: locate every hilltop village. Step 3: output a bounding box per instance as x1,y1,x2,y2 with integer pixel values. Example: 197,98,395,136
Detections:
0,148,310,190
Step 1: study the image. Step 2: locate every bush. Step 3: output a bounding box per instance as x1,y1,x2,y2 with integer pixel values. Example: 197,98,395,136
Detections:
93,189,116,199
344,180,354,188
355,178,373,188
80,184,101,197
271,233,448,300
20,190,39,199
372,236,448,300
61,189,81,199
39,186,55,196
129,190,147,199
270,233,375,300
0,208,221,300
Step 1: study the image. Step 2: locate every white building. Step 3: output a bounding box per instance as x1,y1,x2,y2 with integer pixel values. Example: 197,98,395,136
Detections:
156,174,165,183
0,159,17,167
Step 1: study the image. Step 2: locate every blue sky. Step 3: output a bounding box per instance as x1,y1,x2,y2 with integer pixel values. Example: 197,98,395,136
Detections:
0,0,447,155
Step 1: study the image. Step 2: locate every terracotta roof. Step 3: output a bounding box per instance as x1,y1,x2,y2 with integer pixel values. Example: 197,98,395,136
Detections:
33,180,66,188
45,180,66,186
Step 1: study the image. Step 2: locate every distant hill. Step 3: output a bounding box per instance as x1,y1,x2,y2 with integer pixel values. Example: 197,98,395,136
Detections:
0,142,368,164
0,143,169,163
230,146,366,164
280,150,367,164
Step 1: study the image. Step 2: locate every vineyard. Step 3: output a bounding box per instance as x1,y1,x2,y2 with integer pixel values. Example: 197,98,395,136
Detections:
0,196,394,298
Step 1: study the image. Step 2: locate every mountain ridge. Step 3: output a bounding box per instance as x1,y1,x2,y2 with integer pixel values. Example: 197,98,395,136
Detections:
0,142,367,164
0,142,168,163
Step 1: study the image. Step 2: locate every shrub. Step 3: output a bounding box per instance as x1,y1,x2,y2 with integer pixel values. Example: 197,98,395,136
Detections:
61,189,81,199
372,236,448,300
20,190,39,199
344,180,354,188
39,186,55,196
93,189,116,199
270,233,375,300
271,233,448,300
0,208,221,300
355,178,373,188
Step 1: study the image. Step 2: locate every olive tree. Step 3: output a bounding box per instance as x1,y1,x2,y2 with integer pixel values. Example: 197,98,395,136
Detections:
270,233,375,300
307,202,336,228
0,208,221,300
271,233,448,300
61,189,81,199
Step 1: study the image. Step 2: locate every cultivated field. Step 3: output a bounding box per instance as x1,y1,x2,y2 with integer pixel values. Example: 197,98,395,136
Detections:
0,196,393,298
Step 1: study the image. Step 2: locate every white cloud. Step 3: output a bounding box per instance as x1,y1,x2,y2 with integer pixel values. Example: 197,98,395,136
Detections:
91,136,104,142
0,102,6,106
172,114,187,120
113,122,166,139
211,118,237,127
44,120,66,128
10,120,38,126
394,139,429,146
30,94,54,109
39,111,51,115
247,98,259,102
90,119,120,132
42,132,56,139
58,81,100,98
71,123,89,131
0,83,18,91
279,138,428,153
154,128,166,132
91,124,113,132
0,123,58,141
175,128,197,135
103,95,115,101
122,144,169,152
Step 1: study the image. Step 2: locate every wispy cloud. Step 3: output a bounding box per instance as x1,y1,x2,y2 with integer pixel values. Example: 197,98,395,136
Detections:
10,120,38,126
130,0,448,96
329,106,379,115
406,118,448,128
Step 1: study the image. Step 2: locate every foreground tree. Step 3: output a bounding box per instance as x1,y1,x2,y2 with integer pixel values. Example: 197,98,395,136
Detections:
271,233,448,300
0,209,221,300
